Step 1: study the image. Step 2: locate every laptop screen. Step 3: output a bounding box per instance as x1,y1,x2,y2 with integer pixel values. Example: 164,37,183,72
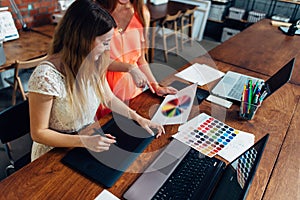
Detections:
210,134,269,200
264,58,295,99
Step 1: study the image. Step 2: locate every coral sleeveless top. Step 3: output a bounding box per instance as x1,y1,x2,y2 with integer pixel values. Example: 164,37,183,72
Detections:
106,13,145,100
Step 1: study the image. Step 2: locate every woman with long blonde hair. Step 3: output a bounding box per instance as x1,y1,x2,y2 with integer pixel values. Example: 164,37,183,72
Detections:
28,0,164,161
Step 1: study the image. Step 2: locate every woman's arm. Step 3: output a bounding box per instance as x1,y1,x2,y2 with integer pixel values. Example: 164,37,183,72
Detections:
108,60,137,72
103,80,165,137
136,5,178,96
28,92,115,152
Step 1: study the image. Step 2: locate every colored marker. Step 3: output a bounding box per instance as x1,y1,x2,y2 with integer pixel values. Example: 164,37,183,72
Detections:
252,80,259,97
248,80,253,113
244,86,249,114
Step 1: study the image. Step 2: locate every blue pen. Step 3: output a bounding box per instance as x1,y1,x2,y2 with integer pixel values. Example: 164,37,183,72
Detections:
257,81,264,94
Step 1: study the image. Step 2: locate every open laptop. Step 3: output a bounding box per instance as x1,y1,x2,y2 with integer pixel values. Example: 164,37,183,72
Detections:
61,113,155,188
123,134,269,200
211,58,295,102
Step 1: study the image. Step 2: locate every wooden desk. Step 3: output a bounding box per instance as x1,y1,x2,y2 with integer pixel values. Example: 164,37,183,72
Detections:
0,25,54,69
263,91,300,200
147,1,196,62
0,25,54,89
31,25,56,38
0,57,299,200
208,19,300,85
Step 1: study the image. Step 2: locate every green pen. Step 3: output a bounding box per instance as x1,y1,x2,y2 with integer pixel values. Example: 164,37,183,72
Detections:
248,80,253,113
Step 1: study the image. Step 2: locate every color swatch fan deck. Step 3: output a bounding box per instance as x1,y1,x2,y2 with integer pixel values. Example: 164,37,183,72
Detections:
174,113,240,157
151,83,197,125
162,95,191,117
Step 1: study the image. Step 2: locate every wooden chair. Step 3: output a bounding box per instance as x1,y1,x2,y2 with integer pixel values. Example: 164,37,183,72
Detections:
4,55,48,105
0,100,32,176
180,8,196,50
157,11,182,62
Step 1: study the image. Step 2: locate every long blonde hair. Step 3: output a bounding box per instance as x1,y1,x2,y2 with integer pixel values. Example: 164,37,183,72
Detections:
49,0,116,120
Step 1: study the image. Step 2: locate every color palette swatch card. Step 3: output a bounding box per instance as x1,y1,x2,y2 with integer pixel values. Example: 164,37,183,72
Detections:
151,83,197,125
173,113,240,157
217,130,254,162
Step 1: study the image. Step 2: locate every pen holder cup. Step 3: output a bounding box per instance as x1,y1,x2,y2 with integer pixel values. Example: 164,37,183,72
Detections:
239,102,260,120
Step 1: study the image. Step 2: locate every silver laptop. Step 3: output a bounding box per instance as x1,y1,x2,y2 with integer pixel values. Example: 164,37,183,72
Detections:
211,58,295,102
123,134,269,200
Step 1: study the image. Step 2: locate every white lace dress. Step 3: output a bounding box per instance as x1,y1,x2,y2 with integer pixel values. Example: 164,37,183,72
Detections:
28,61,100,161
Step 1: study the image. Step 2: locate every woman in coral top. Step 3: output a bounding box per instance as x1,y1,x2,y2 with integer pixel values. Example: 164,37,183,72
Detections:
96,0,177,117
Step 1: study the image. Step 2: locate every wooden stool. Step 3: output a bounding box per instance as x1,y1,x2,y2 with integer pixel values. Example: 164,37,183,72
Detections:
157,11,182,62
180,8,196,49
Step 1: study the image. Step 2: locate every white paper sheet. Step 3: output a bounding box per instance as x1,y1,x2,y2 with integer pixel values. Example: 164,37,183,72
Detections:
94,189,120,200
151,83,197,125
217,131,255,162
175,63,225,86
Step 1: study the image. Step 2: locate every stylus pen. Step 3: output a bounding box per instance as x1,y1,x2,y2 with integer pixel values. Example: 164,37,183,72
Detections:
93,128,117,145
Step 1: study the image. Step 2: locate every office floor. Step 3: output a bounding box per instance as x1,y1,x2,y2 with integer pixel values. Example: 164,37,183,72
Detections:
153,36,220,70
0,37,220,182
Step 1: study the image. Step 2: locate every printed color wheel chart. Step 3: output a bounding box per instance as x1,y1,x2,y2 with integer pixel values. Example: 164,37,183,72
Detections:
161,95,191,117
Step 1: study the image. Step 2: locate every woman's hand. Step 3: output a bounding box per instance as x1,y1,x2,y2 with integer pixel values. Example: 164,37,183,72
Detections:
136,116,165,138
80,134,116,152
151,83,178,97
129,67,148,88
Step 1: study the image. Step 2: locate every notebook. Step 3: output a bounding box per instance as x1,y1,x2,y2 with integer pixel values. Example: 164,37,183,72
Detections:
211,58,295,102
123,134,269,200
61,113,155,188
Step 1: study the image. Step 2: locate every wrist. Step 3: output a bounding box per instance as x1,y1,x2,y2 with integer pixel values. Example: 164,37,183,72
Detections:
128,109,139,121
127,64,137,73
150,82,159,90
77,135,87,148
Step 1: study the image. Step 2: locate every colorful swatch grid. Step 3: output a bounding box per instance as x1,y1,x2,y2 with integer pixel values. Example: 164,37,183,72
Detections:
175,113,240,157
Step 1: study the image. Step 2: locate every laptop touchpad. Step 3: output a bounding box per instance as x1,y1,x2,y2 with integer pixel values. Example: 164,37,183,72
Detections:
152,152,179,175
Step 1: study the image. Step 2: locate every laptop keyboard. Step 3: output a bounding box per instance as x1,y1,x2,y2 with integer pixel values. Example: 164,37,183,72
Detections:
228,76,248,100
151,149,218,200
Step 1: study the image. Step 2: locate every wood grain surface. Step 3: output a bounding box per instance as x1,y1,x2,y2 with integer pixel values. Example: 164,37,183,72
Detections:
0,59,299,200
209,19,300,85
